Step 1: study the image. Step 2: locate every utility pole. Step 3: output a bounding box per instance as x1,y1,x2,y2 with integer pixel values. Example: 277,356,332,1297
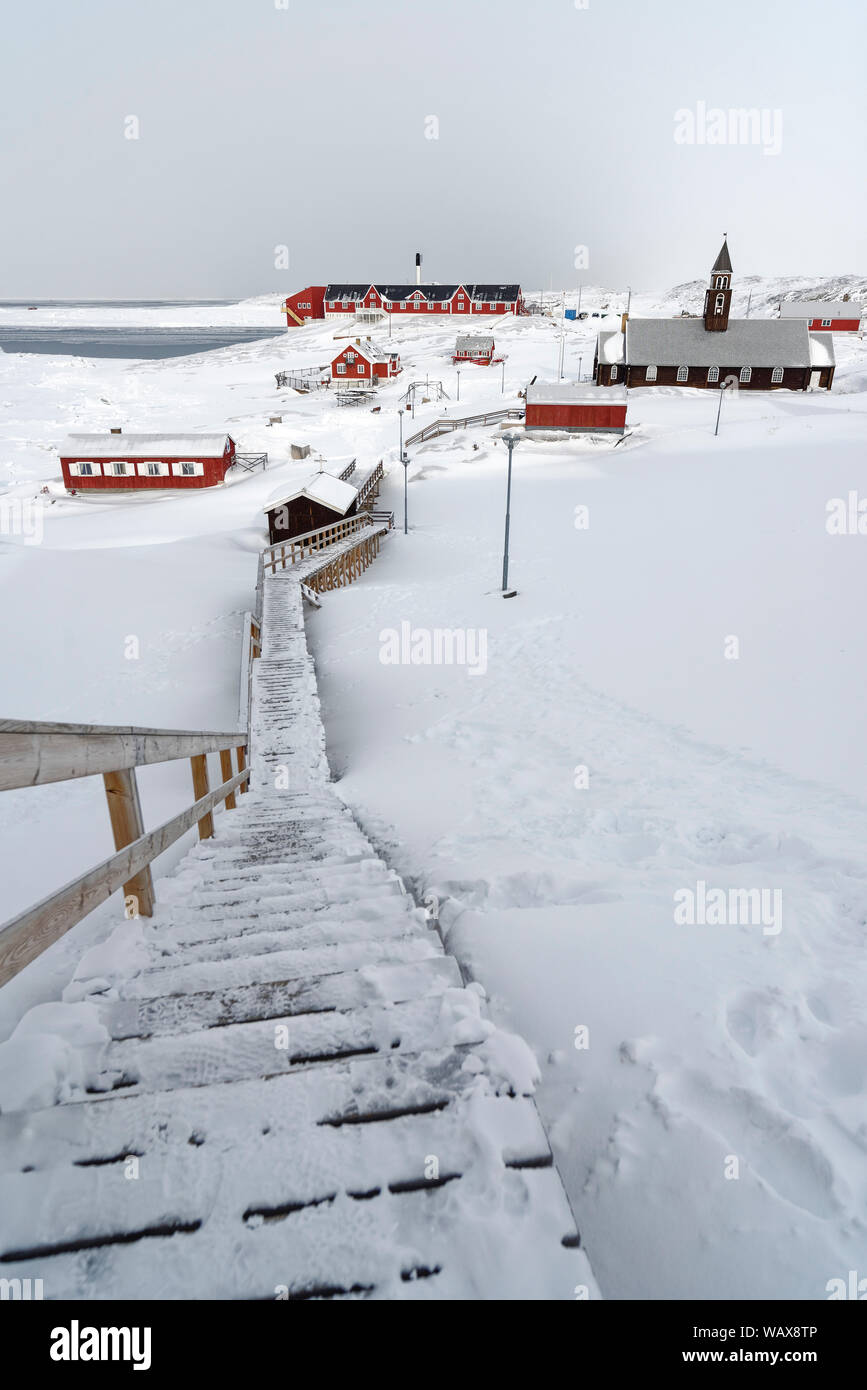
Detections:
399,411,409,532
714,381,730,436
578,353,583,382
500,432,519,596
456,369,461,402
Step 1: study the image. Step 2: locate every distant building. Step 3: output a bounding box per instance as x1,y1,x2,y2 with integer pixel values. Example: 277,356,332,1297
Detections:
329,339,401,385
779,300,862,332
284,283,524,325
595,240,835,391
525,384,627,434
453,335,495,365
263,471,359,544
59,432,236,491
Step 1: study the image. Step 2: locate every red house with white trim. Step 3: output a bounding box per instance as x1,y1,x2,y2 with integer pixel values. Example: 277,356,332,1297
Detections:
779,301,863,332
329,339,401,385
59,432,237,491
453,334,496,365
525,384,627,435
283,282,524,324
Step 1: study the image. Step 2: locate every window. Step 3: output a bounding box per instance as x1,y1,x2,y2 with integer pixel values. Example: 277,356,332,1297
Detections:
610,366,618,381
401,302,406,310
771,367,784,383
357,365,364,375
337,363,346,374
645,365,657,381
109,461,132,476
707,366,719,383
715,294,725,314
346,352,356,362
70,461,99,476
141,461,169,476
428,301,435,309
715,276,729,289
739,366,752,383
676,366,689,382
821,318,831,327
172,461,204,476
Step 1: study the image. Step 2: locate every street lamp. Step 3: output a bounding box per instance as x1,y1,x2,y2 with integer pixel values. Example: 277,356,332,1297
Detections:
501,358,505,394
578,353,583,382
714,378,734,436
500,431,520,596
398,411,409,532
456,368,461,402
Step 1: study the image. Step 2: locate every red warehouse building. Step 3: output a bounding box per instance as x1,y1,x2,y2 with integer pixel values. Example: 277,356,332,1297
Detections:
453,334,495,365
524,384,628,434
330,339,401,384
59,432,237,491
283,286,326,326
779,300,863,332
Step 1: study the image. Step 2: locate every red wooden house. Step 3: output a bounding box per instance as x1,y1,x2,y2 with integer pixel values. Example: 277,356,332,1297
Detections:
453,334,495,365
59,432,237,491
525,384,627,434
329,339,401,385
779,301,863,332
283,286,326,326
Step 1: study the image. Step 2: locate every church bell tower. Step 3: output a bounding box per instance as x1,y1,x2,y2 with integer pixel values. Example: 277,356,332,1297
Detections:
703,237,733,331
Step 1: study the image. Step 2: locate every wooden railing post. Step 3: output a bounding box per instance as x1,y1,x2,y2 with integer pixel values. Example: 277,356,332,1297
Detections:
220,750,237,810
102,769,155,917
237,745,248,793
190,754,214,838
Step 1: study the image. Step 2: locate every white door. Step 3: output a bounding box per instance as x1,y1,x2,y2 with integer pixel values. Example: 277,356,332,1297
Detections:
810,370,821,390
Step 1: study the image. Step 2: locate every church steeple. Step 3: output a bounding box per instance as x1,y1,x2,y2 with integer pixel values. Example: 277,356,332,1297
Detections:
703,237,733,331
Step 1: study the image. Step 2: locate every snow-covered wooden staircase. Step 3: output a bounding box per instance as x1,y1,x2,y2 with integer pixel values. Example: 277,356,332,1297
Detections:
0,534,594,1299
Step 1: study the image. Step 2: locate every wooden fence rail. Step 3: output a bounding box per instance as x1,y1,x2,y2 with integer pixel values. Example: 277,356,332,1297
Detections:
263,512,375,573
405,406,524,449
0,723,249,987
356,460,384,509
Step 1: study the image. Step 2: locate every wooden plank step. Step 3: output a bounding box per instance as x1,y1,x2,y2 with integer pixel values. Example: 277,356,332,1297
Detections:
108,956,462,1038
146,919,425,971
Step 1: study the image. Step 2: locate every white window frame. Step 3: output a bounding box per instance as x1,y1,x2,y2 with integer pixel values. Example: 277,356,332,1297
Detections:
645,365,657,381
610,366,618,381
140,461,169,477
357,365,364,375
70,460,100,476
336,363,346,374
739,366,752,383
428,301,435,310
771,367,784,383
715,294,725,314
676,366,689,382
707,366,719,383
109,460,133,477
346,352,356,363
821,318,831,328
172,460,204,476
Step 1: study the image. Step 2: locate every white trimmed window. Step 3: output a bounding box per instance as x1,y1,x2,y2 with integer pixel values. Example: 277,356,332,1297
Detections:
109,460,133,476
337,363,346,374
346,352,356,362
715,276,729,289
715,294,725,314
771,367,784,383
69,461,100,476
707,366,720,383
821,318,831,327
400,302,406,310
645,365,657,381
676,366,689,382
357,365,364,375
610,366,618,381
428,301,435,309
172,461,204,476
140,461,169,476
739,366,752,383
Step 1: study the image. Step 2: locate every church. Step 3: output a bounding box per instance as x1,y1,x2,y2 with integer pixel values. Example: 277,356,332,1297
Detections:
594,240,836,392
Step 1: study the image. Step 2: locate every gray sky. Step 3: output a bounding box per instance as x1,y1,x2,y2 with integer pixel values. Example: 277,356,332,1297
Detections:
1,0,864,298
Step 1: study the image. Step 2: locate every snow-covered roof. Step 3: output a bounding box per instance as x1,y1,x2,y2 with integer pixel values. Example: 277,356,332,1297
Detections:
808,333,836,367
527,383,627,405
597,328,625,364
60,433,231,458
334,339,390,363
456,335,495,351
324,283,521,304
626,317,814,368
779,301,862,320
263,470,359,516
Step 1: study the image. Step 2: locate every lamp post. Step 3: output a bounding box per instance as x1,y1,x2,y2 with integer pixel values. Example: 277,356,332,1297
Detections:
578,353,583,382
500,431,519,596
456,368,461,402
398,411,409,532
501,358,505,394
714,378,733,436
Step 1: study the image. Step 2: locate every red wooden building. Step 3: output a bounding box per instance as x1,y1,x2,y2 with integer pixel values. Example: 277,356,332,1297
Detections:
263,471,359,544
283,286,326,326
284,283,524,325
59,432,237,491
779,301,863,332
453,334,495,365
525,384,628,434
329,339,401,384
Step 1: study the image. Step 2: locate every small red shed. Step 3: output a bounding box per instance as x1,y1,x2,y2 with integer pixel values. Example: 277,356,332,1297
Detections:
524,384,627,434
263,470,359,544
453,334,495,365
59,432,236,491
330,339,401,385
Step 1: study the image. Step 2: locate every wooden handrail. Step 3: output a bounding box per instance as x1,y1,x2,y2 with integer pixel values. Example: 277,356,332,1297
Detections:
405,406,524,449
263,513,375,573
0,724,249,793
0,766,249,987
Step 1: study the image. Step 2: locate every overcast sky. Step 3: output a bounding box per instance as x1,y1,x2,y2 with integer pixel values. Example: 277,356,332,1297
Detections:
1,0,864,298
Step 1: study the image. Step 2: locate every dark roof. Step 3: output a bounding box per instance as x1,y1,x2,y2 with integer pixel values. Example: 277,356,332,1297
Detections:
324,284,374,299
470,284,522,302
711,240,733,275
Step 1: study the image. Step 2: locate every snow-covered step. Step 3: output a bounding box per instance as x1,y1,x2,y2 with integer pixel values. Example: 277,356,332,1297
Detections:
146,917,425,969
108,956,462,1038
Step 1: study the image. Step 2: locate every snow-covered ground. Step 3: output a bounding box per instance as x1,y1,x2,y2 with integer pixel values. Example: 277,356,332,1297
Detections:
1,287,866,1299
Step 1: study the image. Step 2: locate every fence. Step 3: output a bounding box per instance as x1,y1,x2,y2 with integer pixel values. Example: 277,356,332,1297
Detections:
405,406,524,449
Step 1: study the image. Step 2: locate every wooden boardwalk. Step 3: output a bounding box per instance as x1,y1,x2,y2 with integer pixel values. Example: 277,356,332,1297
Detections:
0,531,593,1299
